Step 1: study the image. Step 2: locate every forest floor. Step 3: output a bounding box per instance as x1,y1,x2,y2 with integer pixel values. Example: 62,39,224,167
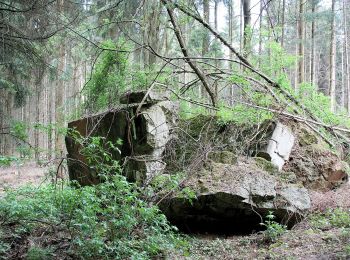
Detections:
0,162,49,195
1,164,350,259
179,183,350,260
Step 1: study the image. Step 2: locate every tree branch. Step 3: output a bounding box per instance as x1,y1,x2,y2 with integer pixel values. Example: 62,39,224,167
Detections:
161,0,216,106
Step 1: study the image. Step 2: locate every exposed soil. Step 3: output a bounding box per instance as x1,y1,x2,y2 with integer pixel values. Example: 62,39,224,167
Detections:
0,162,49,195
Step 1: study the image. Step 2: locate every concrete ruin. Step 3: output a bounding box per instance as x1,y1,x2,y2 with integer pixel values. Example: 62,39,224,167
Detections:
65,96,316,234
65,90,178,185
160,159,310,234
257,122,295,171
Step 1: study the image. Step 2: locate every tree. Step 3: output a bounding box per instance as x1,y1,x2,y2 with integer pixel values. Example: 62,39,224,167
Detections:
242,0,251,57
329,0,337,111
343,0,350,113
297,0,305,88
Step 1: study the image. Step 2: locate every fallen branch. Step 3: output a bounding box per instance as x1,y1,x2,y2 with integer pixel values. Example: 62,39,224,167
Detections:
161,0,216,106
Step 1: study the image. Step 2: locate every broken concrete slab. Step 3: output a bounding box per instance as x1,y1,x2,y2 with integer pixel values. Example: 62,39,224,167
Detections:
125,102,177,183
257,122,295,171
160,159,311,233
66,98,178,186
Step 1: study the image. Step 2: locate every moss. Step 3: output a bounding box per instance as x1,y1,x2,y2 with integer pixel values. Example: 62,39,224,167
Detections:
254,157,279,173
208,151,237,164
179,115,219,139
299,128,318,146
279,171,297,183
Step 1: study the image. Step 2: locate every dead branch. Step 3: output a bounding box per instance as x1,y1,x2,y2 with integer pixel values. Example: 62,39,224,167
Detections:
161,0,216,106
171,1,322,123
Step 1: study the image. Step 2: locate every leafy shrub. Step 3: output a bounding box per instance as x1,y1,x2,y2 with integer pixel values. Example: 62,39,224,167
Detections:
0,156,19,166
83,40,129,112
0,134,185,259
260,211,287,242
0,176,184,259
310,208,350,230
26,246,53,260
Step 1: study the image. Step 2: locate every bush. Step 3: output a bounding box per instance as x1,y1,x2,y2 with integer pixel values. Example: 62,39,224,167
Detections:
0,176,184,259
0,135,185,259
260,211,287,242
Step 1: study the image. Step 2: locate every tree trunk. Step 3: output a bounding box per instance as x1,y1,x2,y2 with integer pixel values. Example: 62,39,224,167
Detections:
343,0,350,114
242,0,251,58
297,0,305,88
202,0,210,57
201,0,210,98
311,0,316,87
54,0,65,158
329,0,336,111
281,0,286,48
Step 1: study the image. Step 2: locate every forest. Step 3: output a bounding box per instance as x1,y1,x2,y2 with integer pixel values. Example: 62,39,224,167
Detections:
1,0,350,259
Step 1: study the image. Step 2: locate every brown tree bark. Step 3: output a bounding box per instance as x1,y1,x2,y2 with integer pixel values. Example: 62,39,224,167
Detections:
281,0,286,48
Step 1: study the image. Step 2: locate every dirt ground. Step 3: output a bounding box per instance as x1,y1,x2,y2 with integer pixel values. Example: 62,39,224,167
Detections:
0,162,49,195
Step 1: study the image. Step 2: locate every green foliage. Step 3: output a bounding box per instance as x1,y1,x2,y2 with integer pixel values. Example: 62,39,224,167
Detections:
258,41,297,76
216,104,273,126
0,134,185,259
26,246,53,260
310,208,350,230
10,120,28,141
0,156,19,166
329,208,350,228
83,40,129,112
149,173,196,204
260,211,287,242
179,100,210,119
297,83,350,127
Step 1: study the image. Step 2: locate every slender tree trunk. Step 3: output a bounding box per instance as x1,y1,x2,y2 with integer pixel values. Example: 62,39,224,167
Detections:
242,0,251,58
202,0,210,57
240,0,243,54
228,0,234,105
329,0,336,111
297,0,305,88
343,0,350,114
201,0,210,99
34,84,40,160
342,45,345,107
229,0,233,62
311,0,316,87
214,0,219,98
258,0,264,67
281,0,286,48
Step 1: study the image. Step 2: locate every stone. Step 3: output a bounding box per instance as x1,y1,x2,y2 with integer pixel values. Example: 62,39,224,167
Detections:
257,122,295,171
119,90,170,104
65,95,178,186
284,144,349,190
160,159,311,233
65,110,128,186
125,103,174,183
323,161,349,188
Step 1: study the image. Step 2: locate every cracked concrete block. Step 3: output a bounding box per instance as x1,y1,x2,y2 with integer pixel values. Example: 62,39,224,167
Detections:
259,122,295,171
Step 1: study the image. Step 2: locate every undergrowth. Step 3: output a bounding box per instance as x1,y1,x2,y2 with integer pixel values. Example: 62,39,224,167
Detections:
0,134,187,259
0,177,185,259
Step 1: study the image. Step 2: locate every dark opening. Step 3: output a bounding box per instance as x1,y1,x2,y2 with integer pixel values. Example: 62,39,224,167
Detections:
169,215,266,236
161,193,296,236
